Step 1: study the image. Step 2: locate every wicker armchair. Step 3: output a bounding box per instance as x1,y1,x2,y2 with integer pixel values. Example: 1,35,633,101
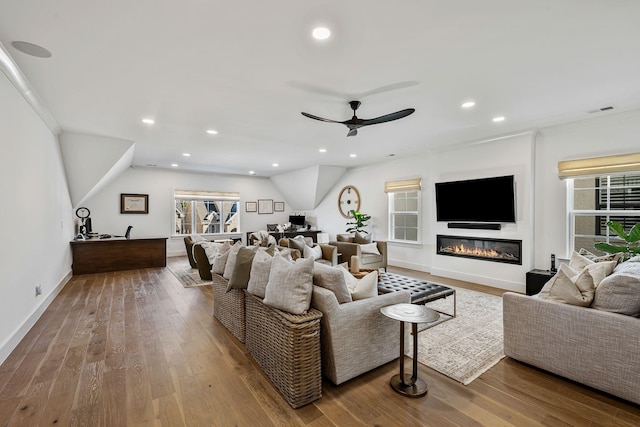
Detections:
244,291,323,408
311,285,410,385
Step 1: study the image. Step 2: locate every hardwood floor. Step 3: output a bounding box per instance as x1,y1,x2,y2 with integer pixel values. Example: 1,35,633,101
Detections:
1,259,638,426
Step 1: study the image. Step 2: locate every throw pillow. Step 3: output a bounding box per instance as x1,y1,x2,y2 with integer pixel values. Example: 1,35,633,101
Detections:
359,242,381,255
288,238,306,253
578,248,624,264
227,246,258,291
199,241,222,265
263,256,315,315
222,241,243,279
354,231,372,244
592,262,640,317
336,234,354,242
568,251,594,271
538,264,595,306
312,262,352,304
247,250,277,298
211,241,233,274
303,244,322,260
348,271,378,300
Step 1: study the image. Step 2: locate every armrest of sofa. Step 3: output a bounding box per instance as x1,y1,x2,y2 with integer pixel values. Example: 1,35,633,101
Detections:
329,241,361,264
311,286,411,384
503,292,640,405
376,241,387,265
319,244,338,265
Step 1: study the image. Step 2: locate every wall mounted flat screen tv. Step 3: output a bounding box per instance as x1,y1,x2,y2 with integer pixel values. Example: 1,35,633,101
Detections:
435,175,516,223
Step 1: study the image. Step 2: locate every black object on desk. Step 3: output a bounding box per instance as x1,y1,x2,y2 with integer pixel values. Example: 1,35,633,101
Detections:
526,269,555,295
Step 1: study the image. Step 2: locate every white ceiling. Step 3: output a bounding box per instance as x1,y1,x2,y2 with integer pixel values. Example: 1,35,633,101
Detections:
1,0,640,177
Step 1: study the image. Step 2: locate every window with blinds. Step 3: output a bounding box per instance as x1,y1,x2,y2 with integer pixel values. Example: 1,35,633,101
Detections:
174,190,240,236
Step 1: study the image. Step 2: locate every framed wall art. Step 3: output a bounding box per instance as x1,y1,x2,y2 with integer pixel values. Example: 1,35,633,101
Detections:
258,199,273,214
246,201,257,213
121,193,149,214
274,201,285,212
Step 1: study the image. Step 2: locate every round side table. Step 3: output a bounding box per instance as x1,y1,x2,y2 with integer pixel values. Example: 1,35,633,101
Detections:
380,303,440,397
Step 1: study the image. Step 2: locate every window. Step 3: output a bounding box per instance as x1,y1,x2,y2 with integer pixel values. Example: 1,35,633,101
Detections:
569,174,640,254
388,189,421,243
174,190,240,236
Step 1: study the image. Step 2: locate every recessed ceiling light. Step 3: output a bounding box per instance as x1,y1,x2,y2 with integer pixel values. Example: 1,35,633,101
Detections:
171,163,178,167
319,148,327,153
272,163,279,167
206,129,218,135
461,101,476,109
11,41,52,58
312,27,331,40
182,153,191,157
492,116,505,122
350,154,357,158
249,171,256,175
141,118,155,124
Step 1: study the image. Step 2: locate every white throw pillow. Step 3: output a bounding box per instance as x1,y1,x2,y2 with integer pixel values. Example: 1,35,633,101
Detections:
199,241,221,265
222,241,243,279
359,242,380,255
263,256,315,314
211,241,233,274
349,271,379,300
247,250,277,298
303,244,322,260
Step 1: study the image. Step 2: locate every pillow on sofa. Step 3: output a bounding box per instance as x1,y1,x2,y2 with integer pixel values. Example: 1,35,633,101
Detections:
538,264,596,306
247,250,277,298
222,241,243,279
227,246,258,291
263,256,315,314
592,262,640,317
199,241,221,265
578,248,624,264
303,244,322,260
336,234,354,242
337,264,378,300
354,231,371,244
360,242,380,255
211,241,233,274
312,262,352,304
288,238,306,253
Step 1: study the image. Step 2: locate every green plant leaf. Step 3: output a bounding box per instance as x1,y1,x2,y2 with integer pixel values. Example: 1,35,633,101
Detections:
606,221,629,240
594,242,628,254
627,223,640,243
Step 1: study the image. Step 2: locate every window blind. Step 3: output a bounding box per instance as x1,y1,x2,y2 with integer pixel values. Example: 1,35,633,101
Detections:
384,178,422,193
558,153,640,179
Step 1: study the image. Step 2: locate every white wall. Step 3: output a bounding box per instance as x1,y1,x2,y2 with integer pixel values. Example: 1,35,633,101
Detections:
81,167,293,256
0,72,74,364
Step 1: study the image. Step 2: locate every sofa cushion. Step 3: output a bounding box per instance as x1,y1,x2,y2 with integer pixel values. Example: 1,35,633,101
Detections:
303,244,322,260
336,234,354,242
247,249,276,298
592,262,640,317
354,231,371,244
227,246,258,291
538,264,596,306
362,253,383,264
359,242,380,255
211,240,233,274
222,241,243,279
312,262,352,304
263,256,315,315
199,241,221,265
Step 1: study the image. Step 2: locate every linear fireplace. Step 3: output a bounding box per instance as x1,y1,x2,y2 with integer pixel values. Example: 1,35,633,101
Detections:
437,234,522,265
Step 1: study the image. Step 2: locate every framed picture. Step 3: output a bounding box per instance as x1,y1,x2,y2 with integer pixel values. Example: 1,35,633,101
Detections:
246,201,257,213
274,201,285,212
121,193,148,214
258,199,273,214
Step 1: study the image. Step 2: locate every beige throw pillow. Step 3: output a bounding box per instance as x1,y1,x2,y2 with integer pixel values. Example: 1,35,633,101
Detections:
359,242,380,255
303,244,322,260
211,241,233,274
538,263,596,306
312,262,352,304
246,250,276,298
222,241,243,279
354,231,371,244
263,256,315,314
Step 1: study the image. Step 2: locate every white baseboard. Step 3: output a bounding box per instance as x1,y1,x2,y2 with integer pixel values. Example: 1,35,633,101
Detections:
430,267,524,293
0,270,72,365
388,258,430,273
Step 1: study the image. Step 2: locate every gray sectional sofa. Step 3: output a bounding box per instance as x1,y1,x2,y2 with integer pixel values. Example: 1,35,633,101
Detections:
503,256,640,405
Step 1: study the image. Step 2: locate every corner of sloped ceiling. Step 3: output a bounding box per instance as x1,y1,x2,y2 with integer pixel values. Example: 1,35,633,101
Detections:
270,165,346,210
59,132,135,208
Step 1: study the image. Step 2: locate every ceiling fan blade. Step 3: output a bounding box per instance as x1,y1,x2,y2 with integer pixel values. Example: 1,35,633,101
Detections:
301,112,342,124
347,128,358,137
360,108,415,126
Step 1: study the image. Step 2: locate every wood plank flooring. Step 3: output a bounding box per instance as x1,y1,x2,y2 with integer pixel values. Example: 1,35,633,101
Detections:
1,259,638,426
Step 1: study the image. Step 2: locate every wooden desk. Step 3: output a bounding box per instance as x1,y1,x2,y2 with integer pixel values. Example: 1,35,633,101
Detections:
70,237,167,275
246,230,321,244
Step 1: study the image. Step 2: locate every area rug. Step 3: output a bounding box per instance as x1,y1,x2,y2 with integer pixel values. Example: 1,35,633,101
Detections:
166,256,212,287
410,285,505,385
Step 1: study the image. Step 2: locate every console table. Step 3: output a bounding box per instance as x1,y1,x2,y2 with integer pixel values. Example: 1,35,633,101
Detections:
246,230,321,244
70,237,167,275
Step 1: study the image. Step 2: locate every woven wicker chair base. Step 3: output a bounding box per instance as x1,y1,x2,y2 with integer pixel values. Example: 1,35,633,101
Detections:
212,274,246,343
244,292,323,408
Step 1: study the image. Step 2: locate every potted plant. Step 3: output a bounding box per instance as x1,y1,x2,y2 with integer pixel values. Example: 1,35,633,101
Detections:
594,220,640,261
346,210,371,235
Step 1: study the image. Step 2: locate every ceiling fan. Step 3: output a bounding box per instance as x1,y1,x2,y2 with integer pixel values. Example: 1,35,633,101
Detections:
301,101,415,137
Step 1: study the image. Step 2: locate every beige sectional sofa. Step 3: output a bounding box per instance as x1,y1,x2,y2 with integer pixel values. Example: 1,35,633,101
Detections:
503,256,640,405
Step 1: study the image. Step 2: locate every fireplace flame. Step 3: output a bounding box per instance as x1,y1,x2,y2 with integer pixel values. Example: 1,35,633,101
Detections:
451,244,500,258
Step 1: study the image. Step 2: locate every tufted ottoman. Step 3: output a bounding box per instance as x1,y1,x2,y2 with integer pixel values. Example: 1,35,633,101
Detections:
378,272,456,317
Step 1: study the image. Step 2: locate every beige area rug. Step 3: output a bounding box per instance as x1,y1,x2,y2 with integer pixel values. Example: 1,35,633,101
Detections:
166,256,212,287
412,286,505,385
